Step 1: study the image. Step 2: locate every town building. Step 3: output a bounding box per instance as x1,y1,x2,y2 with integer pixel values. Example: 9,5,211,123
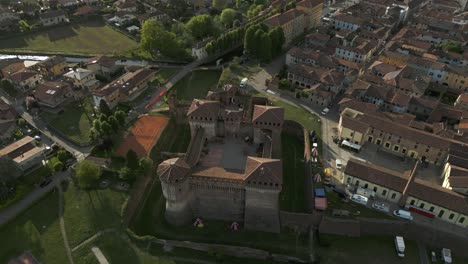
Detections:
287,64,345,94
442,145,468,195
63,68,99,90
114,0,137,12
344,159,468,228
454,93,468,111
91,68,155,108
39,10,68,27
34,81,74,110
158,90,284,233
0,98,18,140
33,56,67,80
7,70,44,91
0,136,44,172
86,55,120,77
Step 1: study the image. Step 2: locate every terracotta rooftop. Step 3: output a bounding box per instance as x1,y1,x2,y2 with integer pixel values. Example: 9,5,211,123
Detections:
297,0,323,8
157,158,190,183
8,70,39,83
244,157,282,185
35,81,71,103
252,105,284,125
264,8,304,27
87,55,117,69
187,99,220,119
40,10,66,20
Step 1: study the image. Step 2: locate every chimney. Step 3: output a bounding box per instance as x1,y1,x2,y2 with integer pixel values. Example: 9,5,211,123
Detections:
398,160,420,207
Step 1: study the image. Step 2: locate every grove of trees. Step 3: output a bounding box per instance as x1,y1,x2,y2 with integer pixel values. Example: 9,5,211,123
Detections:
244,24,285,62
75,160,102,189
140,19,190,59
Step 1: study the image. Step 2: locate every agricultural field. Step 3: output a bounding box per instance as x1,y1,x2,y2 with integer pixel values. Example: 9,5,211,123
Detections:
0,20,138,55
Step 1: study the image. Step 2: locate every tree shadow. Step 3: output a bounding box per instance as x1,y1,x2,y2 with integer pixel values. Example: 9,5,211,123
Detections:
46,26,78,42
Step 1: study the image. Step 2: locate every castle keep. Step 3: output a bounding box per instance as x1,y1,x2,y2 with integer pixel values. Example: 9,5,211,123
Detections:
157,85,284,233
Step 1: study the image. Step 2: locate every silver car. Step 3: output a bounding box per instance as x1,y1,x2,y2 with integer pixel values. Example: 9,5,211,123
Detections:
372,201,390,213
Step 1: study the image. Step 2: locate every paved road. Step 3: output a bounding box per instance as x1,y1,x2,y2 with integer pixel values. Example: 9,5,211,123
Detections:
418,241,429,264
0,171,69,226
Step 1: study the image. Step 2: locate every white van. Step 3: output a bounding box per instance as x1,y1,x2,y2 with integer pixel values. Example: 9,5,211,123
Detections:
335,159,343,170
394,236,405,257
393,210,413,220
441,248,452,264
350,194,368,206
240,78,248,88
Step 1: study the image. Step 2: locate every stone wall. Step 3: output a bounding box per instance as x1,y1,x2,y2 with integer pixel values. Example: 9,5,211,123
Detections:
319,216,468,258
244,187,281,233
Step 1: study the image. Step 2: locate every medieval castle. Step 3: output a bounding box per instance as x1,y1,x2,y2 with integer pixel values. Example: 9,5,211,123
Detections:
157,85,285,233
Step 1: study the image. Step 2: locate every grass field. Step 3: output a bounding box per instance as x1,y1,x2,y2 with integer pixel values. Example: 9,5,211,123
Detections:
0,192,68,264
281,134,307,213
0,20,138,54
73,232,176,264
326,190,395,219
62,184,127,248
171,69,221,102
317,234,420,264
42,100,94,145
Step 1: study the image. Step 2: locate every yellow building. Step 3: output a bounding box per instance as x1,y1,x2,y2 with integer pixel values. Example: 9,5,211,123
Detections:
265,9,306,45
444,65,468,92
378,51,408,68
441,146,468,196
345,159,468,228
34,55,67,79
296,0,323,29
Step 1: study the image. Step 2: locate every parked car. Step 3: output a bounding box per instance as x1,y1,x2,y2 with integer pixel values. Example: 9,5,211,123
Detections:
39,179,52,188
393,210,413,220
350,194,368,206
34,135,41,141
321,107,330,115
335,159,343,170
372,201,390,213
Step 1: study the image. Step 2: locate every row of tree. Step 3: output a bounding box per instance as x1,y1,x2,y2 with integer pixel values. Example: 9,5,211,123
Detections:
244,24,285,63
89,100,126,141
140,19,190,59
205,27,245,56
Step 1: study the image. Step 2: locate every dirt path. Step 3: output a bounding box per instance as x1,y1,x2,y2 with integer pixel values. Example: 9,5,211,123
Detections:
58,185,75,264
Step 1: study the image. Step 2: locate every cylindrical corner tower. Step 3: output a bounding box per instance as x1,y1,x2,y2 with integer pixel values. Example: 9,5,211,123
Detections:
157,158,192,226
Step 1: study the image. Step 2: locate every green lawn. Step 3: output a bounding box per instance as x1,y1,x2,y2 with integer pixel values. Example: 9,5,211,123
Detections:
42,100,94,145
171,69,221,102
317,234,420,264
0,192,69,264
281,133,307,213
62,184,128,248
0,19,138,55
73,232,176,264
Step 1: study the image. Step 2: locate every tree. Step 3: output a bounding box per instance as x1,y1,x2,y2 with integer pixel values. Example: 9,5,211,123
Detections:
100,121,112,136
114,110,126,126
441,41,463,54
212,0,226,10
17,118,26,127
244,25,256,55
0,156,21,184
220,8,237,28
57,150,68,163
233,19,241,28
99,99,112,116
140,19,188,59
139,157,154,176
186,14,217,40
51,158,63,172
92,119,102,134
126,150,139,170
108,115,119,131
75,160,102,189
118,167,135,181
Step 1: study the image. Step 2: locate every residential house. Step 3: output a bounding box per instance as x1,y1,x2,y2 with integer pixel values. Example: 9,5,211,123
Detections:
33,56,67,79
0,7,20,22
264,9,306,46
58,0,79,7
338,106,457,164
408,96,439,117
335,36,378,64
63,68,100,90
0,98,18,140
288,64,345,94
362,84,411,113
441,145,468,196
0,61,25,78
86,55,120,77
73,5,97,17
137,10,166,24
334,13,365,31
114,0,137,12
39,10,68,27
301,83,334,107
0,18,19,32
344,159,467,228
7,70,44,91
444,65,468,92
34,81,74,110
0,136,44,172
304,32,330,49
454,93,468,111
91,68,155,108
